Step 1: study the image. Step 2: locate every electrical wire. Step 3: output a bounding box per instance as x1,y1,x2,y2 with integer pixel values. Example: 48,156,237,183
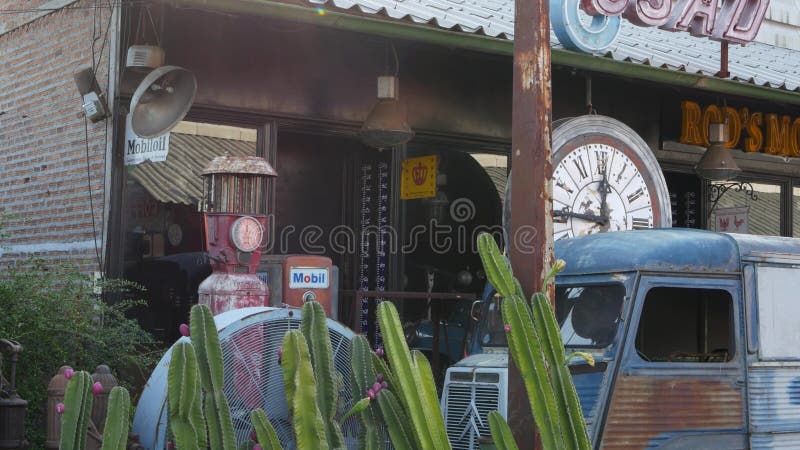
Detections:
0,2,142,14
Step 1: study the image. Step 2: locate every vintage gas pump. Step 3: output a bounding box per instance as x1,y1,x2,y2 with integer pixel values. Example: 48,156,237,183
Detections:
198,155,277,315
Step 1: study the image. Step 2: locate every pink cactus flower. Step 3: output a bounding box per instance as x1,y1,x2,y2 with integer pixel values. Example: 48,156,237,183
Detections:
179,323,190,337
376,373,384,383
253,445,262,450
92,381,103,395
64,368,74,380
504,324,511,333
376,348,385,357
372,382,382,393
367,388,376,400
381,381,388,390
167,441,174,450
250,429,257,441
56,403,65,414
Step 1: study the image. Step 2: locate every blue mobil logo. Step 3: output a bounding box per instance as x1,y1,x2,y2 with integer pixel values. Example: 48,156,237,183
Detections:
289,267,329,289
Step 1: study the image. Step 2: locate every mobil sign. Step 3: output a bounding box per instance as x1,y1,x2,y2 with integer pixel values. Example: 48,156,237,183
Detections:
289,267,330,289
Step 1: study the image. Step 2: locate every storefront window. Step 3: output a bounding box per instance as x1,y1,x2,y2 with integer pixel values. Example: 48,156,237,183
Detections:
123,121,258,341
708,182,781,236
793,186,800,237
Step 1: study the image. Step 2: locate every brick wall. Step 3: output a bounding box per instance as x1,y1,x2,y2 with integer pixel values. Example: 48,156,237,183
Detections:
0,0,115,273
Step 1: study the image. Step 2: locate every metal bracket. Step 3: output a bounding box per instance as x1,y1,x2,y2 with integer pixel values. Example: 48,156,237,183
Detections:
707,182,758,219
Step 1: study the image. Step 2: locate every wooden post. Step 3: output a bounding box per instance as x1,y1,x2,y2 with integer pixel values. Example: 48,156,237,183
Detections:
508,0,554,448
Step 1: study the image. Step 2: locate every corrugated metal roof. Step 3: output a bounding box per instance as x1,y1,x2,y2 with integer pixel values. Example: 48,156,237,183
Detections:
129,133,256,205
309,0,800,92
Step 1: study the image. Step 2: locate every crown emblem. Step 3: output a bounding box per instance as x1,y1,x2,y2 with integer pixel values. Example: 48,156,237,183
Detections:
412,162,428,185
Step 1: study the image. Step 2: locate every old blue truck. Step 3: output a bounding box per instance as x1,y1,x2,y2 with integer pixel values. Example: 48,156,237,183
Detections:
441,228,800,449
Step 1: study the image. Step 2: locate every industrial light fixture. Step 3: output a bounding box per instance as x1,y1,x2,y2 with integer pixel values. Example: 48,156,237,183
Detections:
359,44,414,149
695,122,742,181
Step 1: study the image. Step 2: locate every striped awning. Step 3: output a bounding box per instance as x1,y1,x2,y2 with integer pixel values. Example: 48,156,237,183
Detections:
129,133,256,205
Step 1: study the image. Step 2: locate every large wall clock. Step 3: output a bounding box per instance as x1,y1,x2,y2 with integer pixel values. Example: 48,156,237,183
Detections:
505,115,671,241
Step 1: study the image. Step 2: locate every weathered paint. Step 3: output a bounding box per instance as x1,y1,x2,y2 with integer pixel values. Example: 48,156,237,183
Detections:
201,155,278,176
748,363,800,447
508,0,553,445
198,272,269,315
600,376,745,448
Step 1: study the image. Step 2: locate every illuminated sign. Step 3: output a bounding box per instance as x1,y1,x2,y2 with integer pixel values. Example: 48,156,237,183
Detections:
680,100,800,157
401,155,438,200
552,0,769,54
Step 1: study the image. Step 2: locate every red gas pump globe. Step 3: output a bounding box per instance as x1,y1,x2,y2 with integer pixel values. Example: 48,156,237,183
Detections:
198,155,277,315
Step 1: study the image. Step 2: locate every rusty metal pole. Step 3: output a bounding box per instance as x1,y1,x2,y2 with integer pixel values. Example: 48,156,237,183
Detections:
508,0,554,447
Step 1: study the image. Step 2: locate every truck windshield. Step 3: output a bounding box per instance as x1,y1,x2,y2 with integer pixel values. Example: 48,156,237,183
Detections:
556,284,625,349
471,283,625,353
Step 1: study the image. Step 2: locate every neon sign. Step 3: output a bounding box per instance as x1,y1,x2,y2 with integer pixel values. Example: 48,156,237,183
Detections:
551,0,770,54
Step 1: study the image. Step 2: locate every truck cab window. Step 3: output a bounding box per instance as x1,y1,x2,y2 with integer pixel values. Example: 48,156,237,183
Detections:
556,284,625,349
635,287,733,363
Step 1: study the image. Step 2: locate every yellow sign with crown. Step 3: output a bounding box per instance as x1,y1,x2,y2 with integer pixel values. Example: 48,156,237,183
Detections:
401,155,438,200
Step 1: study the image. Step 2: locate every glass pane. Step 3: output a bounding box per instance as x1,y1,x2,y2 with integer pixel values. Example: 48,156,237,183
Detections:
708,182,781,236
793,187,800,237
556,284,626,349
468,153,508,206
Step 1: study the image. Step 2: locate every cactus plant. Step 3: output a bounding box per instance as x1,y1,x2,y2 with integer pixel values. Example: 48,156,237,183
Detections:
349,335,382,450
488,411,519,450
58,369,133,450
60,370,94,450
250,409,283,450
168,341,207,450
477,233,592,450
301,301,347,448
281,330,329,449
377,301,451,450
100,386,131,450
190,304,237,450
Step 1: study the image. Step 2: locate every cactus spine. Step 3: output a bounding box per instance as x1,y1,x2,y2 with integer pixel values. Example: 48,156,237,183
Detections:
100,386,131,450
168,341,206,450
376,301,451,450
477,233,592,450
190,304,237,450
60,371,94,450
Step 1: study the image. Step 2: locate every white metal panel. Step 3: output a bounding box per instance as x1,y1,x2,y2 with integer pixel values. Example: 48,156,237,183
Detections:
756,266,800,359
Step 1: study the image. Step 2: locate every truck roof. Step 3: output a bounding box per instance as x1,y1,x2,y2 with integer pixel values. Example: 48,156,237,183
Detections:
554,228,800,276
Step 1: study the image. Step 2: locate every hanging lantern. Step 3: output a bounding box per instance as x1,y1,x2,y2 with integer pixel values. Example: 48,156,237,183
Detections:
695,123,742,181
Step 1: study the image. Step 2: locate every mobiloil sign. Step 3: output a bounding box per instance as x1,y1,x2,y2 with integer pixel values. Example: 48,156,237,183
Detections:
289,267,330,289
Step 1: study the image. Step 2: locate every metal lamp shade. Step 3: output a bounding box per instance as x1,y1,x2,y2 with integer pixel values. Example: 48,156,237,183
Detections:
695,142,742,181
359,98,414,149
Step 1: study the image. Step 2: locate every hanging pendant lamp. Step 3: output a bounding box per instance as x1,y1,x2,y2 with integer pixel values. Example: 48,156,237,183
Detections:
695,123,742,181
359,75,414,149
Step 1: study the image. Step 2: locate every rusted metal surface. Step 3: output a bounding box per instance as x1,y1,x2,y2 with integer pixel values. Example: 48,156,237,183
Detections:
508,0,552,447
600,376,745,448
201,154,278,176
198,272,269,315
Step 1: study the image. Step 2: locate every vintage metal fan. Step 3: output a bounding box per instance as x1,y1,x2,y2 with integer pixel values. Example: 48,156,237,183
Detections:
132,307,360,449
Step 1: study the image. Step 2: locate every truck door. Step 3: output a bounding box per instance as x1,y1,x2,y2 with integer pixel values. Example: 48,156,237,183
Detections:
600,276,747,449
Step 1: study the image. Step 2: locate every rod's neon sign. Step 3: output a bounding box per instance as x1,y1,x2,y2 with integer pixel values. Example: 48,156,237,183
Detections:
552,0,769,54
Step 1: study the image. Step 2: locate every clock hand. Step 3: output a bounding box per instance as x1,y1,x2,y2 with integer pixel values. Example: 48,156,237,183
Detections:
599,169,610,219
554,208,608,225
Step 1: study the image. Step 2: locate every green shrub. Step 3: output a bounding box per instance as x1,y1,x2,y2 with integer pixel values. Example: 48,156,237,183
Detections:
0,259,160,448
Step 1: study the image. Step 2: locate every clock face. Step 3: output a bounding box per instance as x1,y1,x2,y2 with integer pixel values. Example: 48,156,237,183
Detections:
504,115,671,241
230,216,263,253
554,143,655,240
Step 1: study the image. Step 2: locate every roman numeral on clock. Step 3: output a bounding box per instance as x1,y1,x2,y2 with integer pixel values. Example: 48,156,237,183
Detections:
631,217,650,230
627,188,644,204
573,156,589,180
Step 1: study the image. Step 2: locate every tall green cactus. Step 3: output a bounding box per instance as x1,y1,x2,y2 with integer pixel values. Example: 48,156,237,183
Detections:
250,409,283,450
349,335,382,450
377,301,451,450
476,233,592,450
168,341,207,450
190,304,237,450
301,301,347,448
282,330,329,449
100,386,131,450
60,371,94,450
